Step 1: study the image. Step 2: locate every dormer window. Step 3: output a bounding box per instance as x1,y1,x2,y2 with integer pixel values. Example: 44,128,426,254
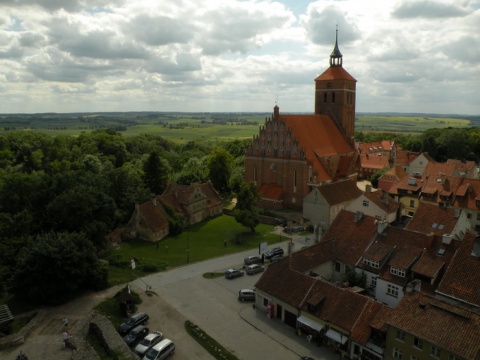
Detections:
390,267,406,277
362,257,379,269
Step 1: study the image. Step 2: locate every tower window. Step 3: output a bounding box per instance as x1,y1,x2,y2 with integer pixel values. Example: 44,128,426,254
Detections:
324,92,327,103
332,92,336,103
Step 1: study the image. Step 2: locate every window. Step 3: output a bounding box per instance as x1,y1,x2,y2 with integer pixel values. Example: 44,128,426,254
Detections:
335,261,341,272
391,267,406,277
263,298,269,307
363,200,370,207
413,337,423,349
371,277,377,288
393,348,403,360
410,200,415,207
431,346,441,358
411,357,419,360
293,170,297,192
362,258,379,269
387,284,399,298
396,330,406,341
324,92,327,103
332,92,336,103
449,355,461,360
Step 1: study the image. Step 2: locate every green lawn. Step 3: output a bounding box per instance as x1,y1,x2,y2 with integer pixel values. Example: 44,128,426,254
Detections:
107,215,285,286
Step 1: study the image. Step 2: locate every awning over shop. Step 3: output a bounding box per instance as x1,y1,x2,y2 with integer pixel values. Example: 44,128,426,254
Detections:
297,316,324,332
325,329,348,344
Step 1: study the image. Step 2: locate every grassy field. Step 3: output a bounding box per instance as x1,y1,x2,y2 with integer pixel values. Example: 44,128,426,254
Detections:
355,115,470,133
107,214,285,286
1,112,476,140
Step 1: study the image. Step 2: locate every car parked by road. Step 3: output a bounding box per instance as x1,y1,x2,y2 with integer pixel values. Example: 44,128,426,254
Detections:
143,338,175,360
264,247,284,260
123,325,149,347
134,331,164,357
244,255,262,265
118,312,149,335
238,289,256,302
225,268,244,279
245,264,265,275
271,254,284,263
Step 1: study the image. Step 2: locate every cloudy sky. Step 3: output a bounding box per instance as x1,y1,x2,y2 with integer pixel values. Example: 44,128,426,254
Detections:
0,0,479,115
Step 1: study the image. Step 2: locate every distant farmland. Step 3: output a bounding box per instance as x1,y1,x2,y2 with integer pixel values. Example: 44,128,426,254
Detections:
0,112,477,140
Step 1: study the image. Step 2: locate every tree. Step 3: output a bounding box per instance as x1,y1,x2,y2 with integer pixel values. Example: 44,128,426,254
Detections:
234,182,260,232
207,147,233,193
143,152,169,195
10,232,108,305
370,168,388,188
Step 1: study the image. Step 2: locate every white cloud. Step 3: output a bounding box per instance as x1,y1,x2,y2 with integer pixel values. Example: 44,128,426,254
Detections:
0,0,478,115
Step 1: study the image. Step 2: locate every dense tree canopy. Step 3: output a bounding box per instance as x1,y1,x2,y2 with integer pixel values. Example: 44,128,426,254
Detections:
10,232,107,305
234,182,260,232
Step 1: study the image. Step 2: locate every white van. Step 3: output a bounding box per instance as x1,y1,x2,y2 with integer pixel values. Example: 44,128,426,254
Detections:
142,338,175,360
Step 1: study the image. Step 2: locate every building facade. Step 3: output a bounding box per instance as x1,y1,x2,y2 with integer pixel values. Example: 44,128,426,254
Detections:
244,30,359,210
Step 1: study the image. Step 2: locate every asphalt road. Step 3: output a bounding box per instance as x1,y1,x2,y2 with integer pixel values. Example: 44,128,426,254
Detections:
3,235,337,360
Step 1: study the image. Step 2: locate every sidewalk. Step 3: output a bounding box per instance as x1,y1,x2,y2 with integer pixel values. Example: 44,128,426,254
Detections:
239,306,338,360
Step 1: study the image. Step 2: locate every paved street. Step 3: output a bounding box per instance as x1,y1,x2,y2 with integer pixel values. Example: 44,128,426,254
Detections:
3,233,338,360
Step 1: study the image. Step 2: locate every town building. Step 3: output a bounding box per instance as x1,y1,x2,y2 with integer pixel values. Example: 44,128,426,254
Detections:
244,30,359,211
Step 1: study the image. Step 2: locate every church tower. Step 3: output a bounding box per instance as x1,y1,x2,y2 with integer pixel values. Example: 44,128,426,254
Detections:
314,29,357,141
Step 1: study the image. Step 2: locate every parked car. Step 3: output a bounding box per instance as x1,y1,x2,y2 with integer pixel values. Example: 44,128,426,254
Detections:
123,325,149,347
244,255,262,265
225,268,244,279
238,289,256,302
134,331,164,357
143,338,175,360
118,312,149,335
264,247,284,260
271,254,284,263
245,264,265,275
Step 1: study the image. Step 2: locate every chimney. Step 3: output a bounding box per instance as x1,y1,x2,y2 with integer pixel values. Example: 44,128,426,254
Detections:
377,219,388,234
152,197,157,206
366,184,372,194
354,211,364,223
382,190,388,205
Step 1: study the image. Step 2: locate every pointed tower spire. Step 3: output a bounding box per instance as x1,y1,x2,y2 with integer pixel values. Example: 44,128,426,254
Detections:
329,25,343,67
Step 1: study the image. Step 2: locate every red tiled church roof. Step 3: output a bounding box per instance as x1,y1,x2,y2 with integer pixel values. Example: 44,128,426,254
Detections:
315,66,356,82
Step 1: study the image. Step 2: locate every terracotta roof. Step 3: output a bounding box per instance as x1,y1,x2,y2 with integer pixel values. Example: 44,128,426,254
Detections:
452,178,480,212
363,190,400,214
301,279,371,332
388,175,422,195
360,153,389,170
322,210,378,266
258,183,284,201
315,66,357,81
404,203,460,237
436,232,480,307
386,292,480,359
255,259,316,308
378,165,408,192
280,114,355,182
388,246,423,269
370,306,394,332
363,241,394,262
138,200,169,232
395,150,420,167
424,161,458,178
350,300,385,345
289,241,334,273
317,179,362,206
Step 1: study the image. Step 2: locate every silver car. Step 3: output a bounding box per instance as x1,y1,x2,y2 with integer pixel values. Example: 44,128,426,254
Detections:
245,264,265,275
244,255,262,265
135,331,164,357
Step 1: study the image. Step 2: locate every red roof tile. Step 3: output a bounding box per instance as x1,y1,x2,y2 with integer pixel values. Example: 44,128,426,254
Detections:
386,292,480,359
436,232,480,307
315,66,357,81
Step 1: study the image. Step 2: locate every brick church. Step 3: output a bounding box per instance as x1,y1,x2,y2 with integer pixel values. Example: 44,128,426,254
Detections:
244,30,359,210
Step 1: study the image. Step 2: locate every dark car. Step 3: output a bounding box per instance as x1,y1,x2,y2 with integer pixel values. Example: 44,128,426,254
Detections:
134,331,164,356
123,325,149,347
244,255,262,265
271,254,284,263
118,312,149,335
264,247,284,260
245,264,265,275
238,289,256,302
225,268,244,279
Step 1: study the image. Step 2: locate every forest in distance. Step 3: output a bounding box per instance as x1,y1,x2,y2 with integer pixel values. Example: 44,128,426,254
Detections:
0,111,479,306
